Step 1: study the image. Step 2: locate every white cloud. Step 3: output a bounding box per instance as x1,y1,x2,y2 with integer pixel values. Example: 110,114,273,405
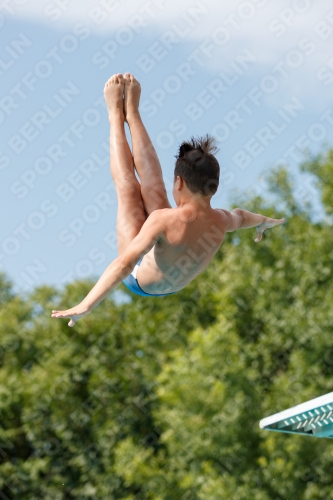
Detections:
4,0,332,43
3,0,333,108
3,0,233,31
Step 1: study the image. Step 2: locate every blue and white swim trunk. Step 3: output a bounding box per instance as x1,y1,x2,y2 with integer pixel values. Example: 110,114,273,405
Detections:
123,258,175,297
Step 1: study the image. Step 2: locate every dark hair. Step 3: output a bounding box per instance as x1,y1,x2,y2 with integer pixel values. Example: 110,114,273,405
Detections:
174,134,220,196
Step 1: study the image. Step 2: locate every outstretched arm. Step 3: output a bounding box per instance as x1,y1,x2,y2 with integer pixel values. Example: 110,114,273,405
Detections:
51,210,167,327
221,208,285,242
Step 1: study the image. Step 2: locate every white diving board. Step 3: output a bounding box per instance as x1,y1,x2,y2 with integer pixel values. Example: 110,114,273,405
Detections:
259,392,333,438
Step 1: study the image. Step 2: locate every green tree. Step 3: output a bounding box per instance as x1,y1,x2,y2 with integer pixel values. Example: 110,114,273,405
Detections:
1,150,333,499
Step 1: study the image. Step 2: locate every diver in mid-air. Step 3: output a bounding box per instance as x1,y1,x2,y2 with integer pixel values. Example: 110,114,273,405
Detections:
51,73,284,326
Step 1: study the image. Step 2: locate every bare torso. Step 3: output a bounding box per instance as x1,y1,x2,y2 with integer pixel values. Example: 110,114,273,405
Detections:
137,206,226,294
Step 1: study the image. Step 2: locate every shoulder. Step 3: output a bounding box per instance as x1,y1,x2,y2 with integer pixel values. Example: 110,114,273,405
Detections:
214,208,230,227
147,208,187,241
214,208,242,232
149,207,172,217
146,208,172,224
148,207,179,225
143,208,173,233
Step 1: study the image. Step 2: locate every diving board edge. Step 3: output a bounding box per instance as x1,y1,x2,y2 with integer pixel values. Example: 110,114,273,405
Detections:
260,391,333,432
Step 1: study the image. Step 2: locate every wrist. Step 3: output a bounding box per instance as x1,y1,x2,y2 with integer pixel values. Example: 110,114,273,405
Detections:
256,216,267,229
80,300,92,313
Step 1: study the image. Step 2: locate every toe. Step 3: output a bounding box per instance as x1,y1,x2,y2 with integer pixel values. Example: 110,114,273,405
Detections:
131,74,140,85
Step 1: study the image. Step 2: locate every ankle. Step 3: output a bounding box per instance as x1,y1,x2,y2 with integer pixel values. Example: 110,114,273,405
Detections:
108,108,124,123
126,110,141,124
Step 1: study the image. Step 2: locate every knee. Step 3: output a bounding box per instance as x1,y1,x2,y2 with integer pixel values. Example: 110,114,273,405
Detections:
141,182,166,202
116,176,141,195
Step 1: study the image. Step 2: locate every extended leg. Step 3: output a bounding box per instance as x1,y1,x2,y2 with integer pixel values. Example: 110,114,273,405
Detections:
104,74,146,256
124,73,172,215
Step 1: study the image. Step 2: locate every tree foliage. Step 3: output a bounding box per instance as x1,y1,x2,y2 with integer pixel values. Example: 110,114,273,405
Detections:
1,150,333,499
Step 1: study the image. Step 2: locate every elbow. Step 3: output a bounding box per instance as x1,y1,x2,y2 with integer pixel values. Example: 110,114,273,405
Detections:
117,256,135,277
233,208,243,216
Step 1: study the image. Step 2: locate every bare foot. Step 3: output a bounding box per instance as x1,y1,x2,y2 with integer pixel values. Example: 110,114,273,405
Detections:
124,73,141,123
103,73,125,121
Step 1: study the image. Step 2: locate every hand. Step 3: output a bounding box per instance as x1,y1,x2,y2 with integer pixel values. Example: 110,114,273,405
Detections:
255,217,285,242
51,303,90,327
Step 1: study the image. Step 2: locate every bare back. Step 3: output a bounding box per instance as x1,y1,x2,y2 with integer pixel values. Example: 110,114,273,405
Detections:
137,207,226,294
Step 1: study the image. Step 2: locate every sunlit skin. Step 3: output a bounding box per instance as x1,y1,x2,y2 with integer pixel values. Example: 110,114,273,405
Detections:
51,217,282,327
51,73,285,327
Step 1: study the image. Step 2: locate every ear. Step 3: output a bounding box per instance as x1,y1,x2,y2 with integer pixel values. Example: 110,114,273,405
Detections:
175,176,183,190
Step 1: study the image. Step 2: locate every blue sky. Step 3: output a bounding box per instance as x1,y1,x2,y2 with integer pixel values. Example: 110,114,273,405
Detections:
1,0,333,299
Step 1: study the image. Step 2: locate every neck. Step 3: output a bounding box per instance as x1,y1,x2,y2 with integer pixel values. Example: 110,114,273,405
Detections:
177,194,212,210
